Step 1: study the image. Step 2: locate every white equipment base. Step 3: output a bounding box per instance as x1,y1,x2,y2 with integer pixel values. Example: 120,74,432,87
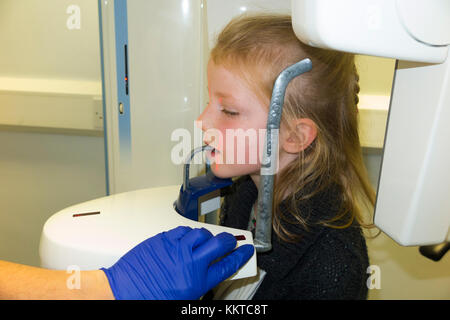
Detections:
39,185,256,281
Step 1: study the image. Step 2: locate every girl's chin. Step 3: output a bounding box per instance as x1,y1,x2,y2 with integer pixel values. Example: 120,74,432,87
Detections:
209,163,260,179
208,164,234,179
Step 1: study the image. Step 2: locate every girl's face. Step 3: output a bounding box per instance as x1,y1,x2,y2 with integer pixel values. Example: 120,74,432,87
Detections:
197,60,269,178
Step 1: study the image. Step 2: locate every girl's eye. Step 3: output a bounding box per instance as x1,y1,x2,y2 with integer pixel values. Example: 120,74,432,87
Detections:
221,108,239,117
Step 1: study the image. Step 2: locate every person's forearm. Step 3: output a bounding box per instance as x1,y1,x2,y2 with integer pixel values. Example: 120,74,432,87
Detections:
0,260,114,300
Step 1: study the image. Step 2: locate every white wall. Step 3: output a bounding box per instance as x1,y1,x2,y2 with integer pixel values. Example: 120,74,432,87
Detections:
0,0,106,267
0,131,106,266
363,151,450,299
0,0,101,81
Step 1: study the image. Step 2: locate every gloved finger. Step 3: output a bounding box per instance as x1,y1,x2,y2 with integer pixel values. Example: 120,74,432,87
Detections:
162,226,193,242
192,232,237,264
206,244,255,290
181,227,214,250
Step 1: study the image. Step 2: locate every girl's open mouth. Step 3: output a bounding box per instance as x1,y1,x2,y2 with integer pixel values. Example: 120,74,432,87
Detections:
205,145,220,160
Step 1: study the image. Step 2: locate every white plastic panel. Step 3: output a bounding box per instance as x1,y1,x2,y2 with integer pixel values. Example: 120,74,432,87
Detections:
126,0,205,191
396,0,450,46
101,0,206,193
291,0,448,63
374,52,450,245
102,0,293,193
40,185,257,280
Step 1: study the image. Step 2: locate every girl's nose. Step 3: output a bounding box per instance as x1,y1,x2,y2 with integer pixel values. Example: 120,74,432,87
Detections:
196,103,213,132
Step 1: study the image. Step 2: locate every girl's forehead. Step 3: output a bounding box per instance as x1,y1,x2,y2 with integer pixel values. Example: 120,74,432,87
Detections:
207,58,271,108
208,61,257,92
208,64,246,93
207,60,239,81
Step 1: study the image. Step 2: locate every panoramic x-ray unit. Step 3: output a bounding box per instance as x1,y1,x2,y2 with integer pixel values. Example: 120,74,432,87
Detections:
40,0,450,278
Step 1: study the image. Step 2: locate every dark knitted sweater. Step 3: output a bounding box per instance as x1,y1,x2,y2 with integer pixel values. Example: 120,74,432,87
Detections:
219,175,369,300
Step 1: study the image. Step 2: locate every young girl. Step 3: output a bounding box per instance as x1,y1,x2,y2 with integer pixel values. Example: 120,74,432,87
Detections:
198,14,376,300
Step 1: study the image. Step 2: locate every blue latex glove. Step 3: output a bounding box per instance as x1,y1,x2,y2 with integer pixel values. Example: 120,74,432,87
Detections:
101,226,254,300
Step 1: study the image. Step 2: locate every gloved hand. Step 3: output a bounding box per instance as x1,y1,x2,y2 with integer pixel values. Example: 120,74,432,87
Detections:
101,226,254,300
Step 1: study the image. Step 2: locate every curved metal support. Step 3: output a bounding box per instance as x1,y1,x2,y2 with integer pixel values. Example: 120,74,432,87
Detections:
254,58,313,253
183,145,213,191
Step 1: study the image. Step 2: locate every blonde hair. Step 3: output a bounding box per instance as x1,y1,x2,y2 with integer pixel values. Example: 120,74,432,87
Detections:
211,14,376,242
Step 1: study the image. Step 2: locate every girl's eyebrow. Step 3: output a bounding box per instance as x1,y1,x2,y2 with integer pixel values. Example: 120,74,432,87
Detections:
208,86,239,105
215,91,239,105
216,91,233,98
207,85,235,100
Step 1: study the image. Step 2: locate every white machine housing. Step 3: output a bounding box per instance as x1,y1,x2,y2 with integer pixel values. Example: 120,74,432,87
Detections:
40,0,450,280
292,0,449,63
40,185,257,280
292,0,450,245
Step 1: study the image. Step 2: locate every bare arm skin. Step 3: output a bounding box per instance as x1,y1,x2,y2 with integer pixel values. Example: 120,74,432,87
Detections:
0,260,114,300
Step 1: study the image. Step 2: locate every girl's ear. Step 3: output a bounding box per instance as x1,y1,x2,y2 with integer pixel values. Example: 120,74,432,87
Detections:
281,118,317,154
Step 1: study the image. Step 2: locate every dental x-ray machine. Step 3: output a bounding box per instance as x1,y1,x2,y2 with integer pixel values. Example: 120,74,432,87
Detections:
40,0,450,279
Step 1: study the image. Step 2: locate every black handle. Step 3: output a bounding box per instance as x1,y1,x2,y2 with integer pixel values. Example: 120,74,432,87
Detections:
419,242,449,262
